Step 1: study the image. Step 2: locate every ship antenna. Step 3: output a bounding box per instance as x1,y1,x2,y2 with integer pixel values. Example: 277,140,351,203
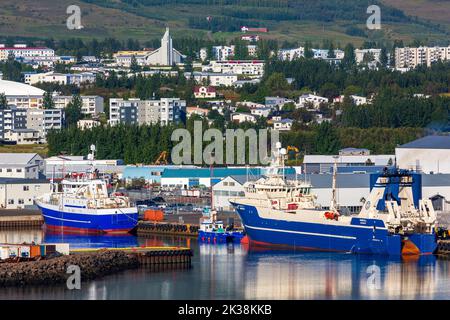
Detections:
331,155,338,212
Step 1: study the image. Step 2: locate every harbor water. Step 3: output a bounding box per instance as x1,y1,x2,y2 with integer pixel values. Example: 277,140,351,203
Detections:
1,228,450,300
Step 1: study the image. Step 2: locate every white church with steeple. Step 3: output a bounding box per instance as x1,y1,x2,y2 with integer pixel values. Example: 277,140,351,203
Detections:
145,28,185,66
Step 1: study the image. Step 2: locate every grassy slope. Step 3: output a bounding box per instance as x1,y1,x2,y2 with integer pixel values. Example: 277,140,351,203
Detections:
0,0,447,45
0,144,48,157
383,0,450,26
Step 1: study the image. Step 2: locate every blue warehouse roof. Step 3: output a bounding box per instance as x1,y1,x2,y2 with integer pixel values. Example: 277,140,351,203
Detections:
162,167,264,179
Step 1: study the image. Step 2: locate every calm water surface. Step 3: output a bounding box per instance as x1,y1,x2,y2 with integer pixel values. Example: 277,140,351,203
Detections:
1,228,450,300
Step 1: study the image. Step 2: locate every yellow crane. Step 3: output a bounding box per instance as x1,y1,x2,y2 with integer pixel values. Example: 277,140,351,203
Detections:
153,151,169,165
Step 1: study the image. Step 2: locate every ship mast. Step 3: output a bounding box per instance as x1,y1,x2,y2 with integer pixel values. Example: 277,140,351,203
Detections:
331,155,338,212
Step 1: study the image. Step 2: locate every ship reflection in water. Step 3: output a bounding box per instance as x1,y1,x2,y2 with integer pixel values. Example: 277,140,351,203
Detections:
0,231,450,300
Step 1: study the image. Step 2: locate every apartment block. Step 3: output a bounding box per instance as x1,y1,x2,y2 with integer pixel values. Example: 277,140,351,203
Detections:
395,46,450,69
109,98,186,126
53,95,104,116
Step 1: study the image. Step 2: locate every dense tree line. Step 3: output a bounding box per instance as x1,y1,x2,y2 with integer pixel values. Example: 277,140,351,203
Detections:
47,120,425,164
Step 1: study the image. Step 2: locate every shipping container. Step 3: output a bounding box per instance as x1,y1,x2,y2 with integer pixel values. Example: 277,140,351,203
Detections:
143,209,164,221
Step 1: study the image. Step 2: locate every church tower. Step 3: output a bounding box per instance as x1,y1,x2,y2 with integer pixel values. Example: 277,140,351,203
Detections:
160,27,173,66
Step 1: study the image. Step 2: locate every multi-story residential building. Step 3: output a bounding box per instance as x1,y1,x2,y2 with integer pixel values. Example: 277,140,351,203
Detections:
26,108,64,140
24,72,96,86
297,94,329,109
138,98,186,126
278,47,305,61
212,46,235,61
247,45,258,57
0,79,45,108
0,106,27,139
109,98,186,126
202,60,265,78
53,95,104,116
395,46,450,69
199,48,208,61
354,49,382,64
24,72,68,85
278,47,344,63
0,44,55,61
108,98,139,126
186,72,238,87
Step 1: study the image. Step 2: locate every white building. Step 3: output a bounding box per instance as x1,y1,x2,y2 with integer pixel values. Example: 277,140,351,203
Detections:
77,119,101,130
145,28,185,66
333,95,370,106
186,72,238,87
273,118,293,131
203,60,264,78
297,94,329,109
396,136,450,174
0,153,43,179
53,95,104,116
231,113,257,124
278,47,305,61
212,46,235,61
199,48,208,61
24,72,68,85
237,101,265,109
194,86,216,99
303,154,395,174
0,44,54,61
250,107,271,118
212,176,246,211
0,79,45,108
355,48,382,65
0,178,51,209
395,46,450,69
4,129,40,144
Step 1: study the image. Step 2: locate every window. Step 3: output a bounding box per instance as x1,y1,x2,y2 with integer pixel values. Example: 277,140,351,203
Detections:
35,185,40,191
18,199,24,204
16,169,22,173
7,199,14,204
23,186,29,191
7,169,12,172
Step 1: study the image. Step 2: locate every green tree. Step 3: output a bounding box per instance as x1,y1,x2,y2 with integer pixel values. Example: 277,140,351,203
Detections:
315,122,341,154
65,94,83,127
265,72,289,92
0,93,7,110
130,55,141,73
43,91,55,109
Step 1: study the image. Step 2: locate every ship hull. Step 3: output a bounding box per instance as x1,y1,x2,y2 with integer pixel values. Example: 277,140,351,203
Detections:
231,202,436,255
36,201,138,234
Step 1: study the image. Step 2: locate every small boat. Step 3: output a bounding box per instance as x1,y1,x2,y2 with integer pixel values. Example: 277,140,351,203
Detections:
36,146,138,234
198,209,245,244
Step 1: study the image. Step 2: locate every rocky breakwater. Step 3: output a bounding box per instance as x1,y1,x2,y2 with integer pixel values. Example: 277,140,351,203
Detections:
0,251,139,287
